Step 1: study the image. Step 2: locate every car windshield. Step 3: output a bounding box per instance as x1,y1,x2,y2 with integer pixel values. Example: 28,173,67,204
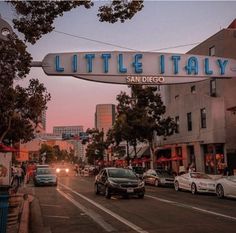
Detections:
37,168,55,175
156,170,172,176
108,169,137,179
133,167,144,174
190,173,211,179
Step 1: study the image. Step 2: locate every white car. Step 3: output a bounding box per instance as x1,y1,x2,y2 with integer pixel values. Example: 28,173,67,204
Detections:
174,172,216,195
215,175,236,199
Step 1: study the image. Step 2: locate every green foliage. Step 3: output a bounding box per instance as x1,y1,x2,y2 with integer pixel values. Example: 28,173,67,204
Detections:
9,1,143,44
85,128,106,164
39,144,74,163
98,0,144,23
110,85,177,162
0,34,50,144
10,1,94,44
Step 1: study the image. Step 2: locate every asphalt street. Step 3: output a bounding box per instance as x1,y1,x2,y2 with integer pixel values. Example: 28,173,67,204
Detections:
30,175,236,233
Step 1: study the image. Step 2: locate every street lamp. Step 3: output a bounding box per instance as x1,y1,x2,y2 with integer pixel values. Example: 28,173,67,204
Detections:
0,17,13,41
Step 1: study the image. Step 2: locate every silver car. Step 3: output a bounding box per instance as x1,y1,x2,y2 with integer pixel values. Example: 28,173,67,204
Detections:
174,172,216,195
143,169,174,187
216,175,236,199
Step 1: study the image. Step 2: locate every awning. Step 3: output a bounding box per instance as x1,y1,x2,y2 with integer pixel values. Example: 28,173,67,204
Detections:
0,143,17,152
156,157,170,163
170,156,184,161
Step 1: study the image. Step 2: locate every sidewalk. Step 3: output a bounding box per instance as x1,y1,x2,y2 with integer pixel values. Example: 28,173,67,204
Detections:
6,183,50,233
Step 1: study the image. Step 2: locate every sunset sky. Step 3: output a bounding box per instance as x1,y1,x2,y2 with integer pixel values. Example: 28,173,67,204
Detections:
1,1,236,133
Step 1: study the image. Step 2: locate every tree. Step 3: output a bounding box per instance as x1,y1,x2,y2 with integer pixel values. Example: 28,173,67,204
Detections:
111,85,177,168
85,128,107,164
130,85,177,168
0,34,50,144
111,90,143,162
9,1,144,44
1,1,144,145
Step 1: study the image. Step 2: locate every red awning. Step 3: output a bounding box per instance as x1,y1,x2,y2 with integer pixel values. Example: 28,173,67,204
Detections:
170,156,184,161
0,143,17,152
156,157,170,163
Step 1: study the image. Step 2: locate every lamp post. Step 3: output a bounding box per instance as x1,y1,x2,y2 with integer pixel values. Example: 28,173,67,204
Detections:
0,16,13,41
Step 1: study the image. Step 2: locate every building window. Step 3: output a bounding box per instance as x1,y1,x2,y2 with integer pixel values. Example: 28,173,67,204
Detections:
209,46,215,56
201,108,206,128
191,85,196,94
210,79,216,97
175,116,179,133
187,112,192,131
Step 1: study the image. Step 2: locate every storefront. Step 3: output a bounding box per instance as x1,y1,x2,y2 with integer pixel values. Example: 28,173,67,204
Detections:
203,144,225,175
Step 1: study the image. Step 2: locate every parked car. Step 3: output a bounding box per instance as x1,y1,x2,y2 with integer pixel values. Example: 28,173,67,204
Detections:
55,165,70,176
94,167,145,199
132,166,145,179
34,168,57,186
174,172,216,195
215,175,236,199
143,169,174,187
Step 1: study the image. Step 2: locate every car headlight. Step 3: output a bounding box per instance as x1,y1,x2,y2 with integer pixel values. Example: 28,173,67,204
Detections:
66,168,69,172
56,168,60,173
138,181,145,187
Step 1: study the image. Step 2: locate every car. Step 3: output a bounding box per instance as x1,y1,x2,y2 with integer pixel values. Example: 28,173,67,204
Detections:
34,168,57,186
215,175,236,199
132,166,145,179
174,172,216,195
55,165,70,176
143,169,174,187
94,167,145,199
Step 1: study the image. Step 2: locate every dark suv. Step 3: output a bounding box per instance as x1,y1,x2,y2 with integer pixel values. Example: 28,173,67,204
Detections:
95,167,145,199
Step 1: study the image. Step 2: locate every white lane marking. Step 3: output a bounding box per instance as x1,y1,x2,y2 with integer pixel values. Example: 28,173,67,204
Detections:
146,195,236,221
59,183,149,233
57,189,117,232
44,215,70,219
41,204,61,207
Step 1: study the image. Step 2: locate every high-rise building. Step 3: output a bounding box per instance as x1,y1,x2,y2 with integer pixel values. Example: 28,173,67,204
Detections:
95,104,116,134
53,125,83,136
53,125,84,161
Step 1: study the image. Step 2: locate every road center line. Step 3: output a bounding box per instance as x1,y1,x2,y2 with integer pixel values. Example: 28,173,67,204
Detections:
44,215,70,219
146,195,236,221
59,183,149,233
57,189,116,232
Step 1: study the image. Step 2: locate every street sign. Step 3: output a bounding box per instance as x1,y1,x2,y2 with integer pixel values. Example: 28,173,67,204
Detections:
35,51,236,85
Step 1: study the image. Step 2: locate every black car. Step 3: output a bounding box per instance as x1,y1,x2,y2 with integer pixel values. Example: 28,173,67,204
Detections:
94,167,145,199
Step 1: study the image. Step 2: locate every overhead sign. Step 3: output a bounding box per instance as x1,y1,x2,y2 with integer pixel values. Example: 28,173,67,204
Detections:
39,51,236,85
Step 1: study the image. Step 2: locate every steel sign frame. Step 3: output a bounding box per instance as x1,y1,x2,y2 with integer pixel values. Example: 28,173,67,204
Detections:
39,51,236,85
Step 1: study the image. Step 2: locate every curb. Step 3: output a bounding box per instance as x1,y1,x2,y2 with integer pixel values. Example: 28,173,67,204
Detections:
18,194,29,233
30,196,52,233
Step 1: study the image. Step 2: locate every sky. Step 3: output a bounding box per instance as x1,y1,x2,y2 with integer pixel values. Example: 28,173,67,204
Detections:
1,1,236,133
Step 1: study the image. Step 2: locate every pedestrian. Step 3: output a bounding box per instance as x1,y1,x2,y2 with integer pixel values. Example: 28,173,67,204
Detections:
16,165,24,185
74,164,79,176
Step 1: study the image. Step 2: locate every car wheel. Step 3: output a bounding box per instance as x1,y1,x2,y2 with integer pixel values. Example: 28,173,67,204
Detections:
95,184,100,195
191,183,197,195
138,193,144,199
174,181,179,191
105,186,111,199
216,184,224,199
154,179,159,187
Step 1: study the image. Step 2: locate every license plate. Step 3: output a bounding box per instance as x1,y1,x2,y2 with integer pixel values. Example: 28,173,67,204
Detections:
127,188,134,193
